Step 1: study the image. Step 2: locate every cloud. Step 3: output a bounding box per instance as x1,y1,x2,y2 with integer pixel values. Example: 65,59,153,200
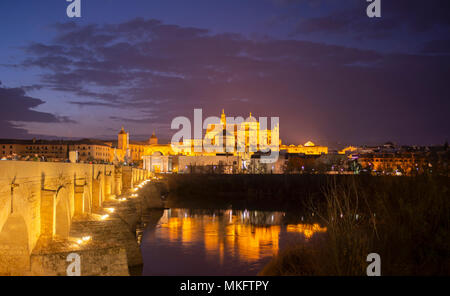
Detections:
69,101,119,108
291,0,450,40
421,39,450,55
109,116,157,124
0,85,75,138
15,17,450,145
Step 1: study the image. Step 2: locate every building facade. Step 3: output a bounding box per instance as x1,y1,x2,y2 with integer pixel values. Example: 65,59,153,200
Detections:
280,141,328,155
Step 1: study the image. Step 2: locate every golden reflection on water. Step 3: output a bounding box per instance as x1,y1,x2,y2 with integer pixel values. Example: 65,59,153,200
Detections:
156,209,326,264
286,224,327,239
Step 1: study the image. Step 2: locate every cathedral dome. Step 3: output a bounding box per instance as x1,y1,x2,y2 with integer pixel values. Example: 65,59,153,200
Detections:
244,112,257,122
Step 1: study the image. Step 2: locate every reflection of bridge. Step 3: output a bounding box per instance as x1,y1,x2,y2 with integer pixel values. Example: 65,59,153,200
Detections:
0,161,149,275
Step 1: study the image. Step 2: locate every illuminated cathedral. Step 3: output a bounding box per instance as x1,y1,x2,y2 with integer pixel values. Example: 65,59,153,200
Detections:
114,110,327,172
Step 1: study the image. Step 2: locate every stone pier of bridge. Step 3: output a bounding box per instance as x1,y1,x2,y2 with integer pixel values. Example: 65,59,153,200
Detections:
0,161,151,275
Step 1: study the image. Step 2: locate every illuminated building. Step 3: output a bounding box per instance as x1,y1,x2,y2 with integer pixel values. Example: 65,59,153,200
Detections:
357,153,425,175
0,110,329,172
338,146,358,155
280,141,328,155
0,139,111,163
139,110,285,172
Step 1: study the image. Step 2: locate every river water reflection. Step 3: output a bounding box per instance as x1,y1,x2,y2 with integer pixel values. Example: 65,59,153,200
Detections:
141,209,326,276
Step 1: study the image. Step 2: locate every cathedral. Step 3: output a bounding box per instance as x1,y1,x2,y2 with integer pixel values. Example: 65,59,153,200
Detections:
114,110,327,172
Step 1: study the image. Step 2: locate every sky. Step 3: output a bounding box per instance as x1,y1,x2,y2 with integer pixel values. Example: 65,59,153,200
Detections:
0,0,449,147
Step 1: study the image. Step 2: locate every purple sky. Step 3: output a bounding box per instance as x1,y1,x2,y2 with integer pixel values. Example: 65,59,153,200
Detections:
0,0,449,147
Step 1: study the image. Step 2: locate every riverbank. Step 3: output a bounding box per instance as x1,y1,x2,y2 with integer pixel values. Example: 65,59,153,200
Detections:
259,174,450,276
165,174,329,211
165,173,448,210
160,174,449,275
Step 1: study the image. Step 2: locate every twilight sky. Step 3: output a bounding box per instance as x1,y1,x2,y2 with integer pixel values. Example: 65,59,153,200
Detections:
0,0,449,147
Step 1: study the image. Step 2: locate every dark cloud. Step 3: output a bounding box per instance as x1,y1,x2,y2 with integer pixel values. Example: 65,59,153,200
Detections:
421,39,450,55
293,8,400,39
0,85,75,138
17,18,450,145
109,116,157,124
69,101,119,108
292,0,450,41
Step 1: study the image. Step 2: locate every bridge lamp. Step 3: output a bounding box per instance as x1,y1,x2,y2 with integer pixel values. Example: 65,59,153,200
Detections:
106,208,115,213
101,214,109,220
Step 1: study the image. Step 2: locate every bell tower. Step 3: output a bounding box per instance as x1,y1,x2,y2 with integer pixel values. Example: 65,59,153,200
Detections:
149,131,158,145
220,109,226,128
118,126,129,151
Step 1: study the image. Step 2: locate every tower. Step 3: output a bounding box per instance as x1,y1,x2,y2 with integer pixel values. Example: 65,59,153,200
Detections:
149,131,158,145
118,126,129,151
220,109,226,127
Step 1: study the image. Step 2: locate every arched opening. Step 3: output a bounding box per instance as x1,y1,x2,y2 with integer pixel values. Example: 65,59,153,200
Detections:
83,186,91,213
151,151,164,173
92,178,102,209
55,188,70,239
0,214,30,275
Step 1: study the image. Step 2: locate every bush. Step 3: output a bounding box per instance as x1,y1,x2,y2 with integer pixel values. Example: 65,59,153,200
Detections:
261,175,450,275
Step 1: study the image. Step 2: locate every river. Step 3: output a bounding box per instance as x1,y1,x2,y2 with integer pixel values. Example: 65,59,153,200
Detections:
140,208,326,276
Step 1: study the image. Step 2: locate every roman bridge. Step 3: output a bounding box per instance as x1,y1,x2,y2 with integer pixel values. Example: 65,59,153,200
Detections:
0,161,150,275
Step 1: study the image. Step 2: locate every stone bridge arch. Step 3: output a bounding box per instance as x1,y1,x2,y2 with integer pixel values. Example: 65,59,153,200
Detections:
104,170,113,200
92,171,104,209
0,213,29,275
73,177,91,216
41,185,72,240
82,184,92,213
54,186,71,239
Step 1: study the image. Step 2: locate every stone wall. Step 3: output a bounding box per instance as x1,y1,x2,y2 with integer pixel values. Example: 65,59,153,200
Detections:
0,161,150,275
30,244,129,276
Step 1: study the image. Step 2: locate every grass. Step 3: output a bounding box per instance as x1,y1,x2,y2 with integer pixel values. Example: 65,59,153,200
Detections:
260,175,450,276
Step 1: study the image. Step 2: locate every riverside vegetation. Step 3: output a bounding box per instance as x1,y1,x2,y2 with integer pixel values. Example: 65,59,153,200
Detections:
163,174,449,276
260,175,449,275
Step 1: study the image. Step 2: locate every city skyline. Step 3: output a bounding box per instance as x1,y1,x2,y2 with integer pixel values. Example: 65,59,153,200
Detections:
0,1,448,279
1,0,449,146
